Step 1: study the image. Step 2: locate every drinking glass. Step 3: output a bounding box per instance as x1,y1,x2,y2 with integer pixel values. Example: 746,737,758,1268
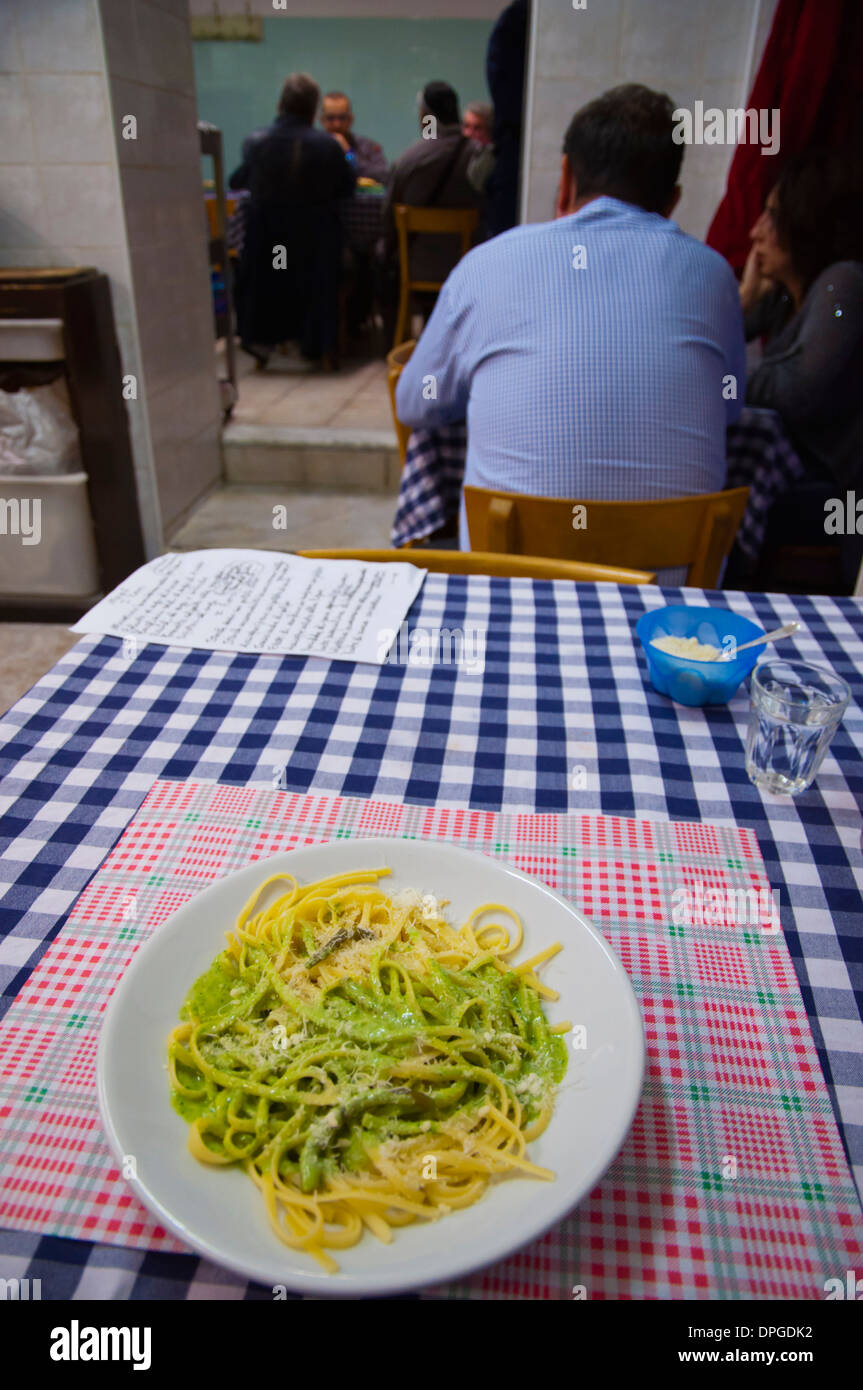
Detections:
745,659,849,795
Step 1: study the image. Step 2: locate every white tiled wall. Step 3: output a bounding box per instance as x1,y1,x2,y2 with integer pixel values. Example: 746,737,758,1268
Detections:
100,0,222,535
0,0,163,557
522,0,781,240
0,0,223,555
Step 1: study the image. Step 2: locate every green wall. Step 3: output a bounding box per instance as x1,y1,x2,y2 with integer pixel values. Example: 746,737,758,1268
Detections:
193,17,493,178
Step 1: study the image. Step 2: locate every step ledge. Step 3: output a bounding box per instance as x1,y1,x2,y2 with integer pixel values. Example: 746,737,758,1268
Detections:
223,423,397,450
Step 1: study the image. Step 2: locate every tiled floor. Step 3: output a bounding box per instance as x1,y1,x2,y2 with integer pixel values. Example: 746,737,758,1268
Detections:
0,623,79,716
223,341,393,433
170,484,396,552
170,341,402,551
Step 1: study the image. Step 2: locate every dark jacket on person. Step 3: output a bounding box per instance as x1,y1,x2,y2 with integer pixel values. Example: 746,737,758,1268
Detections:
231,113,356,357
228,125,271,189
232,125,386,189
485,0,528,235
745,261,863,490
382,123,482,283
346,132,389,184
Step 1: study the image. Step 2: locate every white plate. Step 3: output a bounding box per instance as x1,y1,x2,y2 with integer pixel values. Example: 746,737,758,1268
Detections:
98,838,644,1296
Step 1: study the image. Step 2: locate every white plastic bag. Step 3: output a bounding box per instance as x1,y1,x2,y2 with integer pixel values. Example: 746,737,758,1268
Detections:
0,379,80,476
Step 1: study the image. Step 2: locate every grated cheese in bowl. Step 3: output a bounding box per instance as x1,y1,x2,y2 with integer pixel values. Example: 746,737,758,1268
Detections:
650,634,721,662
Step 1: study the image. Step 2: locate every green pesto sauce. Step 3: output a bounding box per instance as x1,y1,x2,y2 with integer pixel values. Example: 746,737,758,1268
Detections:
171,1090,209,1123
172,953,240,1125
169,950,568,1162
544,1033,568,1084
179,951,237,1022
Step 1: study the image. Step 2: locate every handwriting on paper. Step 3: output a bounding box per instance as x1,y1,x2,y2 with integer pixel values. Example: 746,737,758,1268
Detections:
72,550,426,664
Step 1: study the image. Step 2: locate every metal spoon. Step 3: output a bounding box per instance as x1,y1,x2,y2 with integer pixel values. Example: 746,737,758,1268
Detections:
711,620,800,661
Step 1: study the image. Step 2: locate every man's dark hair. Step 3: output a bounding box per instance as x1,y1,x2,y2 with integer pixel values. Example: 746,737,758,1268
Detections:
422,81,460,128
772,149,863,296
278,73,320,123
563,84,683,214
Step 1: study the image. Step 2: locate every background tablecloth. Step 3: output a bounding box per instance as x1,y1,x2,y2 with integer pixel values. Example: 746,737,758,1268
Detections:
391,408,805,558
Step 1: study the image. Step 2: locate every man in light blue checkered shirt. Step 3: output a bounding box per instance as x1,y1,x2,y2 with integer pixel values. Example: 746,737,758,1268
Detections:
396,85,747,549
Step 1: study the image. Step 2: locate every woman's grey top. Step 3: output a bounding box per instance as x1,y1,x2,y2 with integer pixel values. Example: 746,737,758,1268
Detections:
745,260,863,490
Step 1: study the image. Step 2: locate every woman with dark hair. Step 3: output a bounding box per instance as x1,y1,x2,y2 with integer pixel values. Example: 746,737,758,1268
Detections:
741,151,863,492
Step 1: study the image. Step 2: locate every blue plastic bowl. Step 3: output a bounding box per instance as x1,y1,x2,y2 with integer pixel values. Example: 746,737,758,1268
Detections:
635,605,766,707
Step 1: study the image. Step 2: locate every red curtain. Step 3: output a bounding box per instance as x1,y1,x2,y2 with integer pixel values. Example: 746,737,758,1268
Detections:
706,0,863,273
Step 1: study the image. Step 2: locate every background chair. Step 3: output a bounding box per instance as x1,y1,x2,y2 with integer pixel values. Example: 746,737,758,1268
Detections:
393,204,478,347
298,548,654,584
464,487,750,589
725,478,846,595
386,339,415,468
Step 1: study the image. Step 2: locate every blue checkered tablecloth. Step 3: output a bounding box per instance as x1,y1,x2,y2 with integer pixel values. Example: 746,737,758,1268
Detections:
391,408,805,555
1,576,861,1298
225,189,384,258
341,189,385,254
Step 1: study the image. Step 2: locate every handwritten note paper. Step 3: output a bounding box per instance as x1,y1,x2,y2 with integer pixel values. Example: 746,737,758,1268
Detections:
72,550,427,664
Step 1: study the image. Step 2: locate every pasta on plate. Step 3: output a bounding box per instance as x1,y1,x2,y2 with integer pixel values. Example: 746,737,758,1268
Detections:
168,868,568,1272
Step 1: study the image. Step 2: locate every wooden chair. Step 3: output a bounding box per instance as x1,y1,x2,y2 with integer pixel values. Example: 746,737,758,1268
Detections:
464,487,750,589
393,205,478,348
297,548,654,585
386,339,416,467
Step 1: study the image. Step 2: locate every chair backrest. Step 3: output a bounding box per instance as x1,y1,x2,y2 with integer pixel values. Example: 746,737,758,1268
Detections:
394,204,478,291
385,339,416,467
464,486,750,589
297,548,654,585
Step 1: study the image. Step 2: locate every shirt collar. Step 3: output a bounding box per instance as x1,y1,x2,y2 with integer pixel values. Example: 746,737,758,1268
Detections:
566,195,665,225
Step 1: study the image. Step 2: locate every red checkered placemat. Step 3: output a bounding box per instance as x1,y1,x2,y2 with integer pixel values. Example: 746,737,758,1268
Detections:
0,779,860,1298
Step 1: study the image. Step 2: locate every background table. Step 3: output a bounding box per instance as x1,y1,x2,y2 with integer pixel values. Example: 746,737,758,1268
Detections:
221,188,385,257
1,577,861,1297
341,187,385,254
391,409,805,562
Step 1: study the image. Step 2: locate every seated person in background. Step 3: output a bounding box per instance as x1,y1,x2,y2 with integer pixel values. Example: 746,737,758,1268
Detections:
320,91,389,184
232,73,355,368
741,151,863,494
381,81,483,288
463,100,495,198
319,90,387,336
463,101,493,146
396,84,746,549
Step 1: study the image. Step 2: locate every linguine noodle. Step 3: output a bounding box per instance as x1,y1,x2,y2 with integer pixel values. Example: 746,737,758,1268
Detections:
168,868,568,1272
